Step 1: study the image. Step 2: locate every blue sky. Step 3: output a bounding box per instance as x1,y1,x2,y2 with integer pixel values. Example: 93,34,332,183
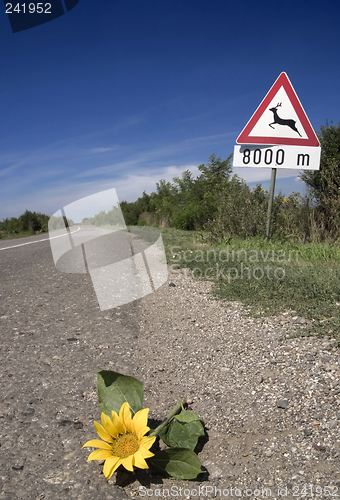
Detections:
1,0,340,219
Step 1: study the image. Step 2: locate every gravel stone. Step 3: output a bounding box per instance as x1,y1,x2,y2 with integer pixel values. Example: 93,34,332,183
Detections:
276,399,290,409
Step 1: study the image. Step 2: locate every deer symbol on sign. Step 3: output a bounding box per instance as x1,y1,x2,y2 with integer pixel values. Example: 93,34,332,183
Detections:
269,103,302,137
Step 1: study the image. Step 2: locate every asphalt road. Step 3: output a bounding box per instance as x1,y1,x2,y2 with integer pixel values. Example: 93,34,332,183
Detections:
0,231,142,499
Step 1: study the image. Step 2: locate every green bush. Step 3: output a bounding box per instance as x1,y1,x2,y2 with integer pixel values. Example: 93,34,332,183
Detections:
0,210,50,237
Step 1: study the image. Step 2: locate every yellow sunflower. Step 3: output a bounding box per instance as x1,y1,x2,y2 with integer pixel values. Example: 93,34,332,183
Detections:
82,402,156,479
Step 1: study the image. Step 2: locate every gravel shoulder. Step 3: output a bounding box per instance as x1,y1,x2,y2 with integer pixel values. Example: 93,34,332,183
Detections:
123,266,340,499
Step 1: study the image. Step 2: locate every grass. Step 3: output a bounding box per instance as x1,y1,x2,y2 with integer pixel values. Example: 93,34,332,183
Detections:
160,228,340,342
0,230,45,240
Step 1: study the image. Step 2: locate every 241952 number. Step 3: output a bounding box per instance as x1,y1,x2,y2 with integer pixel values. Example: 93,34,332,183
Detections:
6,3,51,13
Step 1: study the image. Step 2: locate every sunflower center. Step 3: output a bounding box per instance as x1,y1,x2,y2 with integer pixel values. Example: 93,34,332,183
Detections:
111,433,139,458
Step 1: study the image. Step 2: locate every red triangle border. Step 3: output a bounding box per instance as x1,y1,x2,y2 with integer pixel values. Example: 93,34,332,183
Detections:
236,73,320,147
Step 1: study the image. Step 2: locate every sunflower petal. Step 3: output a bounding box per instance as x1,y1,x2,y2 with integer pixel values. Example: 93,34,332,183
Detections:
82,439,112,450
94,421,114,443
120,454,134,471
132,408,149,435
138,446,155,459
111,411,126,435
87,449,113,462
103,456,121,479
137,425,150,440
140,435,156,450
119,402,133,432
133,450,149,469
101,412,118,438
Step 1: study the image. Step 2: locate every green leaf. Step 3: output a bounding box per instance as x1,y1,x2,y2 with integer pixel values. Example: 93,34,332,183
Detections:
160,410,205,450
149,448,203,480
174,410,204,424
96,370,143,417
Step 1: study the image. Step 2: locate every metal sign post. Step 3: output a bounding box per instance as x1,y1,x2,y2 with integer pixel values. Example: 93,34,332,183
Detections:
266,168,277,239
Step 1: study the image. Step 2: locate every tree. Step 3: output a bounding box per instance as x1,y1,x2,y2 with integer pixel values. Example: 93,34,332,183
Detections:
19,210,41,232
195,154,233,226
300,122,340,238
197,153,232,187
119,200,141,226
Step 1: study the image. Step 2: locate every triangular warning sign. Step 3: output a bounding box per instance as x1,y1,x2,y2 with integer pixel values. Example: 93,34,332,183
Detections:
236,73,320,147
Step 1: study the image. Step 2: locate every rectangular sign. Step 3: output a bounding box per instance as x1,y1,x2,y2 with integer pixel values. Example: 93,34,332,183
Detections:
233,145,321,170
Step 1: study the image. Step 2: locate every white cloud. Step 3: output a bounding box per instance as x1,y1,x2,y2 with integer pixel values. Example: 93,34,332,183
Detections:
114,165,200,201
183,132,237,143
0,128,307,219
0,164,199,219
88,147,116,154
1,158,306,219
233,167,302,184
